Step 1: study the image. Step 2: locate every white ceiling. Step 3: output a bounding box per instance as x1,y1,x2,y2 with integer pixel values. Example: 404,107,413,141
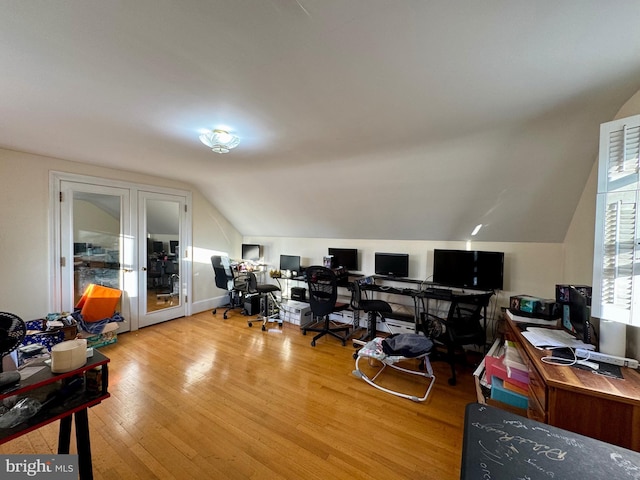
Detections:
2,1,640,243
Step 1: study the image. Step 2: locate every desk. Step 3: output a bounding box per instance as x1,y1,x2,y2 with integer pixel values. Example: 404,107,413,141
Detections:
461,402,640,480
0,351,110,479
358,277,492,339
505,316,640,451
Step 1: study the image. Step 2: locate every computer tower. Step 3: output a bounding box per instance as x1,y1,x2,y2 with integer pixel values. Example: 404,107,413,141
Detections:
244,295,260,316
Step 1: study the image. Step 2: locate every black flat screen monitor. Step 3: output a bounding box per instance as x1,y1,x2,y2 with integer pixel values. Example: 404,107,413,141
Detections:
152,241,164,254
374,252,409,278
432,249,504,291
170,240,179,255
280,254,301,273
328,248,358,271
242,243,261,262
568,285,592,344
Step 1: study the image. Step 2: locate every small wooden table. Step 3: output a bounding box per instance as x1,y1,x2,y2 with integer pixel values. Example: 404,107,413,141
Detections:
0,351,110,480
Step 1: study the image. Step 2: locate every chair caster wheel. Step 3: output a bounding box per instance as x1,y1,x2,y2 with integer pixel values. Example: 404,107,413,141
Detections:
278,322,283,327
448,378,456,386
353,353,358,359
248,322,253,327
311,340,316,347
223,313,228,319
262,325,266,331
212,309,217,315
302,330,307,335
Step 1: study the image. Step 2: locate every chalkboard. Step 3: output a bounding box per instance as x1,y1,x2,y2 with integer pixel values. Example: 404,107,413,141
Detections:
461,403,640,479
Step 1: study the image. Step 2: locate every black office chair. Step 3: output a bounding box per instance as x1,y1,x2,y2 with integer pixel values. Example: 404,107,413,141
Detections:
246,272,281,330
303,266,351,347
157,259,179,304
147,258,163,290
211,255,248,319
426,292,493,385
350,279,392,344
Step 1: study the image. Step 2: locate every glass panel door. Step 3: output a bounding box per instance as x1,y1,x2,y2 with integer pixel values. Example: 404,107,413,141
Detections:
139,192,185,327
60,182,132,332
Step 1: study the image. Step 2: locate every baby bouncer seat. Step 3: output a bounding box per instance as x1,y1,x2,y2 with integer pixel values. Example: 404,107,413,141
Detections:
353,333,435,402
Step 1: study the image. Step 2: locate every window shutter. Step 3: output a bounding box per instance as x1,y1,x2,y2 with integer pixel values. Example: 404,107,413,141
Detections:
599,118,640,193
593,115,640,326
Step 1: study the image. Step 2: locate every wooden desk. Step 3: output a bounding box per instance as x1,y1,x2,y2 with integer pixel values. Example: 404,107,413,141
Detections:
505,316,640,451
461,402,640,480
0,351,110,479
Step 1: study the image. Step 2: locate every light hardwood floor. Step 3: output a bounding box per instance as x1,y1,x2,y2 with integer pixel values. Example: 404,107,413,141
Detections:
0,310,481,479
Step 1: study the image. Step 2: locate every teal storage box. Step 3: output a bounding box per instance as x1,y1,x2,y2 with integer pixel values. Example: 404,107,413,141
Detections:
490,376,528,409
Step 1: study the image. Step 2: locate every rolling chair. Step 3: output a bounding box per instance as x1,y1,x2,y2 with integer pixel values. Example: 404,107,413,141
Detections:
303,266,350,347
147,258,163,290
246,272,282,330
425,292,493,385
350,279,393,345
211,255,249,319
157,260,179,304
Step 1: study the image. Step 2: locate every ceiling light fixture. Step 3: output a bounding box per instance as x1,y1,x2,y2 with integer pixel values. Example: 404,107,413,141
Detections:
471,224,482,236
199,129,240,154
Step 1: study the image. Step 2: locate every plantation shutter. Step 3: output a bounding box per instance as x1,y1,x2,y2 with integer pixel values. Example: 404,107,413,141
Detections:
593,115,640,326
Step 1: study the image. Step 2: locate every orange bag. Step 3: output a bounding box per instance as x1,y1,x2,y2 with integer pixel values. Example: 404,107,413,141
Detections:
75,284,122,322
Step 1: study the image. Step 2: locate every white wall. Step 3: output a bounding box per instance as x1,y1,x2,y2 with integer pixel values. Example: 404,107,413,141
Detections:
563,88,640,359
244,235,564,341
0,148,240,320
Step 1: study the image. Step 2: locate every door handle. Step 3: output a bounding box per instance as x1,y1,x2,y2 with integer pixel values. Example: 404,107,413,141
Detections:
141,267,147,271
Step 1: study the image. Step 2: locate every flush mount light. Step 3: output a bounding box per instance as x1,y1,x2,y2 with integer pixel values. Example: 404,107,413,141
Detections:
471,224,482,236
199,129,240,154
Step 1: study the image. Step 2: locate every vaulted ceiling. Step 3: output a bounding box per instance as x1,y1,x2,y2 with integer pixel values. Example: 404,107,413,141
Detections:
2,1,640,242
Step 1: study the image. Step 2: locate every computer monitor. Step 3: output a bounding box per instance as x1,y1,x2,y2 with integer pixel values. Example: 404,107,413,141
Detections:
374,252,409,278
152,241,164,254
169,240,179,255
242,243,261,262
280,254,301,273
568,285,592,344
432,249,504,291
327,248,358,271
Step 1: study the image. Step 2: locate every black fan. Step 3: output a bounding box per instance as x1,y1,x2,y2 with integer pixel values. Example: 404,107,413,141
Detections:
0,312,27,388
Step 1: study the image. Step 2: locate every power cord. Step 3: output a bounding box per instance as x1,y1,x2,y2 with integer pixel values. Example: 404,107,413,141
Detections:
541,347,578,366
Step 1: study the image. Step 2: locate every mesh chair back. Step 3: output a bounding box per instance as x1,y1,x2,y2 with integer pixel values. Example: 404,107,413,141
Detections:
306,266,338,318
350,280,363,310
445,292,493,345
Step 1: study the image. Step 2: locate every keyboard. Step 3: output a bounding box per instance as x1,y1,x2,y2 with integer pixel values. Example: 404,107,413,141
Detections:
425,287,453,299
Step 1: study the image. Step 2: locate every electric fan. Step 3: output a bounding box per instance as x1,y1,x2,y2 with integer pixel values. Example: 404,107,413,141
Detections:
0,312,26,388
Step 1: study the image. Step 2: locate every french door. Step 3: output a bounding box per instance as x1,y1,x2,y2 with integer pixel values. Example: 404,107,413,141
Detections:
53,173,191,331
138,191,187,327
59,181,133,332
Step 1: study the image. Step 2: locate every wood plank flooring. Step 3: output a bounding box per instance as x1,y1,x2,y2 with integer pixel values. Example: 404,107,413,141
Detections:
0,310,481,479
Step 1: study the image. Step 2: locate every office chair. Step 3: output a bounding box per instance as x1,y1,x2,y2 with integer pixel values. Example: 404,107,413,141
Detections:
350,279,392,345
246,272,282,330
157,260,179,304
303,266,350,347
426,292,493,385
211,255,248,319
147,258,163,290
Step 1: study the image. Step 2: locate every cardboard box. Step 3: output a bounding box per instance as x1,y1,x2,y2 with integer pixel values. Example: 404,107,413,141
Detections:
280,300,312,326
